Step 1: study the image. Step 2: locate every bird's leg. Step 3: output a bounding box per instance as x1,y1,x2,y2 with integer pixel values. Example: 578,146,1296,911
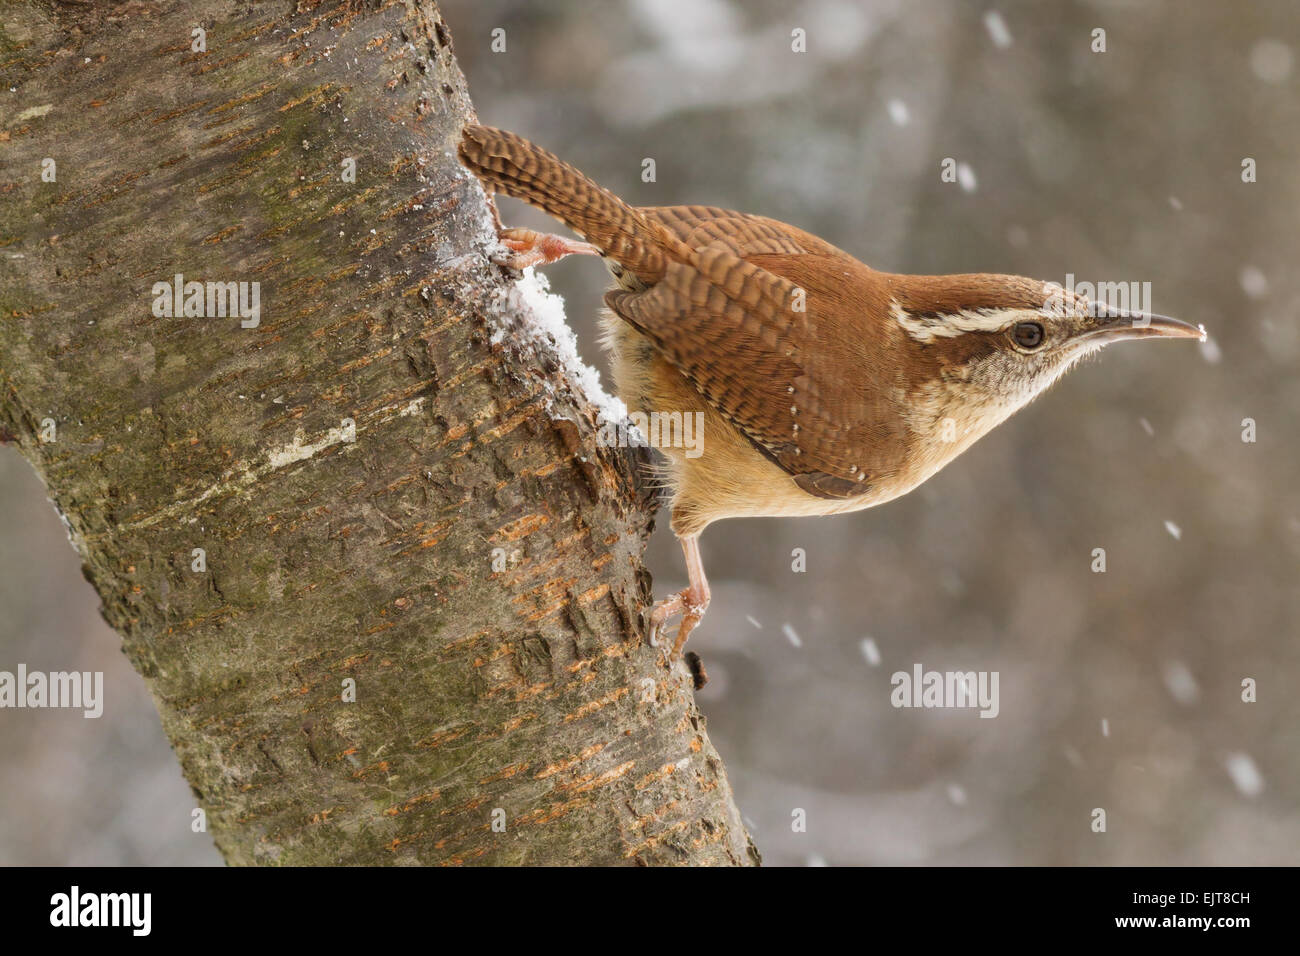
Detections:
492,227,601,270
648,535,711,662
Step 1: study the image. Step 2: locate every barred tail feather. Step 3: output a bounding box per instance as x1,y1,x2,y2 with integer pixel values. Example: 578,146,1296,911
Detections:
458,124,666,284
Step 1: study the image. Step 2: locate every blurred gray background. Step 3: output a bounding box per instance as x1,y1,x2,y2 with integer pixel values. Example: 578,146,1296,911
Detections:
2,0,1296,865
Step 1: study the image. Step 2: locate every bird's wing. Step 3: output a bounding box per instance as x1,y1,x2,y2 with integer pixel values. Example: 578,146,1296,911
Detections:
641,206,853,260
606,208,904,500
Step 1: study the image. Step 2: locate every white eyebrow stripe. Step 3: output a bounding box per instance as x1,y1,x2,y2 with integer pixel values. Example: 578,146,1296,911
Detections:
890,302,1027,343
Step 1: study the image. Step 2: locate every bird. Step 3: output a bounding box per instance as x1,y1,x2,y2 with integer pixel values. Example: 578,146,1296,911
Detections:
457,124,1205,663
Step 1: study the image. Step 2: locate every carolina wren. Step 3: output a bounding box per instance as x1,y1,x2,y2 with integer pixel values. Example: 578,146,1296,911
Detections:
458,125,1205,661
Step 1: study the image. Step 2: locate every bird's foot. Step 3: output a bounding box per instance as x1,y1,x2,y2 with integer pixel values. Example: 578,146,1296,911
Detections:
647,586,710,665
492,227,600,270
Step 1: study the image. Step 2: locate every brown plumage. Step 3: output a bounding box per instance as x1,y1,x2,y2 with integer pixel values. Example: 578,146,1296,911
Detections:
457,124,1204,661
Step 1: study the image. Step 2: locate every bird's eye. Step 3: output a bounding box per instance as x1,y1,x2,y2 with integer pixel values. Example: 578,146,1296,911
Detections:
1011,321,1045,350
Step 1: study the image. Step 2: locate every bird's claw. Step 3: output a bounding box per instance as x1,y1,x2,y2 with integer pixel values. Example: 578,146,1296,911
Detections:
646,588,709,665
490,227,600,271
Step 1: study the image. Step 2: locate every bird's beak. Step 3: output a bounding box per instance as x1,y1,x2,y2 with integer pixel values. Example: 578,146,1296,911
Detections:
1081,310,1207,345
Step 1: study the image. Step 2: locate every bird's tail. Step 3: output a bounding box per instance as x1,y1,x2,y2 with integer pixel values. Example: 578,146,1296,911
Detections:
458,124,666,284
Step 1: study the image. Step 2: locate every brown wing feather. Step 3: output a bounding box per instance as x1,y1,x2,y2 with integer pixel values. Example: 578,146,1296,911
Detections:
605,214,907,499
642,206,855,261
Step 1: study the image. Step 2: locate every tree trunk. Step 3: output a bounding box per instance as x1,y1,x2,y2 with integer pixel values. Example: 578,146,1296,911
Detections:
0,0,757,866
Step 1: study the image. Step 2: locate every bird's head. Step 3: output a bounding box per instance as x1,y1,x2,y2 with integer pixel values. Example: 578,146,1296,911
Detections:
887,272,1205,449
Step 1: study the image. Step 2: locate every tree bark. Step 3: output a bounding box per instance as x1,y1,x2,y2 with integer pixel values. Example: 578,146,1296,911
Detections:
0,0,758,866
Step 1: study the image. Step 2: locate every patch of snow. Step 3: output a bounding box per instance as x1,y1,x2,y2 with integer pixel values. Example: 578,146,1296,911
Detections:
510,269,628,425
459,158,631,432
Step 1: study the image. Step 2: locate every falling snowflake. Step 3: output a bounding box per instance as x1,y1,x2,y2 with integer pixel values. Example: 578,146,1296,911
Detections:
1239,265,1269,300
1224,752,1264,797
983,11,1013,48
1249,39,1293,84
957,162,978,193
859,637,881,666
1162,660,1199,704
